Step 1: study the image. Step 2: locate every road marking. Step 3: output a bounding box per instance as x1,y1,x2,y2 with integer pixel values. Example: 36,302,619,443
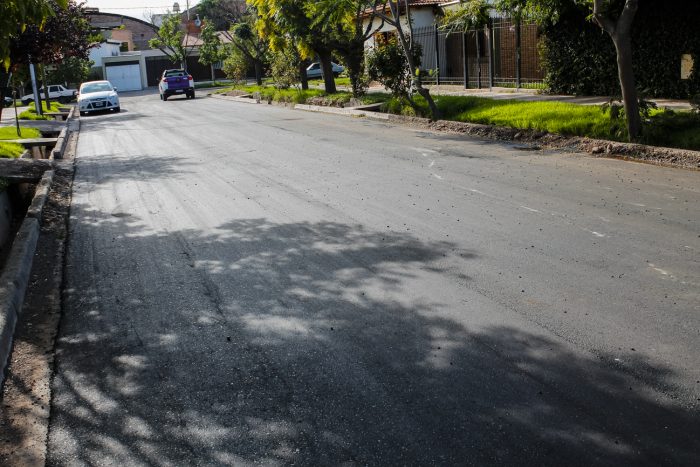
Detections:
520,206,540,213
432,173,443,180
469,189,485,195
590,231,606,238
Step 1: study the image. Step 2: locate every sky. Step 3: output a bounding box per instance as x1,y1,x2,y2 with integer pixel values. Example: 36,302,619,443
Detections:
83,0,201,23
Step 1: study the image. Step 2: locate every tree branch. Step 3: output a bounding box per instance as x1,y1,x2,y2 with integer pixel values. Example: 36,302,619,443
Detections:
592,0,616,35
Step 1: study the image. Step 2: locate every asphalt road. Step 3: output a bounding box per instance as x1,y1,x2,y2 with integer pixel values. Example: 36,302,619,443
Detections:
48,90,700,465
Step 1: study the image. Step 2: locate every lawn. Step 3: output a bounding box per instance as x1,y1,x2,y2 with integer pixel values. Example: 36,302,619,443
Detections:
0,126,42,158
390,94,700,151
18,101,63,120
307,77,352,87
216,84,389,107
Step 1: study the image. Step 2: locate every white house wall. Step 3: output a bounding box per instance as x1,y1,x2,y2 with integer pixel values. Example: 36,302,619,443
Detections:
364,9,438,49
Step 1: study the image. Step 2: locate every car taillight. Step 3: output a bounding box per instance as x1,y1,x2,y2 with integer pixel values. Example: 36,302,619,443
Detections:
188,75,193,80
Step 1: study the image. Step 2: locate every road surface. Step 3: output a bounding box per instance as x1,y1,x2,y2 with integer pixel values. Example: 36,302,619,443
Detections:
48,90,700,465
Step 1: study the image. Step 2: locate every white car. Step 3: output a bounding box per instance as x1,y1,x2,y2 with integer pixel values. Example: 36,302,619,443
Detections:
306,62,345,79
21,84,77,105
78,81,120,116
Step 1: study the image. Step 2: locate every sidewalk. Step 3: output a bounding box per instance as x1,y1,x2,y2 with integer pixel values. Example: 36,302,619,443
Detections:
426,84,693,110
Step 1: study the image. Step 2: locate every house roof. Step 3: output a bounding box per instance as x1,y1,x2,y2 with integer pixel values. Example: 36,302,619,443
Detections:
182,31,233,47
362,0,451,18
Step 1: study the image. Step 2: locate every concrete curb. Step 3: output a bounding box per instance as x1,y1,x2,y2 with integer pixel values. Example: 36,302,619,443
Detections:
49,127,68,160
26,170,54,219
0,169,54,386
293,104,700,169
294,104,389,119
210,93,259,105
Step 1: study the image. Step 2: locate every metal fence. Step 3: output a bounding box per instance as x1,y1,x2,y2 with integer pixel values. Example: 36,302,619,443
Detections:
413,16,545,89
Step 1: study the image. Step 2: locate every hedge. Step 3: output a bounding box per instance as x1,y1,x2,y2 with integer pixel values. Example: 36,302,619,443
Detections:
540,0,700,99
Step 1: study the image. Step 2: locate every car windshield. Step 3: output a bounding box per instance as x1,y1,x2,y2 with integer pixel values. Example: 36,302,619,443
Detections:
81,83,113,94
165,70,186,77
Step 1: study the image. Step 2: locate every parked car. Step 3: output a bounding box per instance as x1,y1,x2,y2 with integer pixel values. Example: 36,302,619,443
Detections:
20,84,77,105
2,96,13,108
77,80,120,116
306,62,344,79
159,69,195,100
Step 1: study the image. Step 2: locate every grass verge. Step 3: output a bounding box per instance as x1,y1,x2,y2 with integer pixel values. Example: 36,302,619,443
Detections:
386,94,700,151
18,101,63,120
0,127,42,158
215,84,389,107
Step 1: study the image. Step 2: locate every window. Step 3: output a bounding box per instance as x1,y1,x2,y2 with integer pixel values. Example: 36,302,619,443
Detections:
49,86,59,93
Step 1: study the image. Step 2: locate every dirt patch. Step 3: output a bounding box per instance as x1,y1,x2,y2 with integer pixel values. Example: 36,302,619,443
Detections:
222,90,253,98
377,114,700,170
0,161,73,466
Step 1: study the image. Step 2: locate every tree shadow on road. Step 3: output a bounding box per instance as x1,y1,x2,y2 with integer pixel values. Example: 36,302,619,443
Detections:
47,212,700,466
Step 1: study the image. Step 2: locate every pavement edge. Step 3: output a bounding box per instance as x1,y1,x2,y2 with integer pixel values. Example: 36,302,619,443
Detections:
0,169,55,386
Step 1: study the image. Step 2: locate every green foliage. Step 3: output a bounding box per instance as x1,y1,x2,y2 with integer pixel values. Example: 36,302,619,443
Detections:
440,0,490,34
198,22,223,67
149,13,191,67
8,1,91,70
366,38,421,99
640,108,700,150
0,126,41,158
1,0,68,68
18,100,61,120
222,46,249,84
46,56,92,87
216,84,389,106
541,0,700,98
269,49,301,89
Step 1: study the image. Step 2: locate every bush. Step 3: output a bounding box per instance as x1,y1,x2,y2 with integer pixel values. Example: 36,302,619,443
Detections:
222,47,249,84
366,37,421,99
269,49,300,90
540,0,700,98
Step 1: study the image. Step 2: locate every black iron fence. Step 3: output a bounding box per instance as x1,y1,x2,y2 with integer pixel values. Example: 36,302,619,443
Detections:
413,16,545,89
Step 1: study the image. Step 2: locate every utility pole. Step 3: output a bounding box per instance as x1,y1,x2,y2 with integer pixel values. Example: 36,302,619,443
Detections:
29,61,42,116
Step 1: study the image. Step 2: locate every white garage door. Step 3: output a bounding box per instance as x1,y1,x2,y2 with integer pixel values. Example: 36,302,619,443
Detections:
105,64,142,92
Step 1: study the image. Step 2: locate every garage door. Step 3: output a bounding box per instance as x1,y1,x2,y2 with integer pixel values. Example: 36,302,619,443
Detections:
105,64,142,92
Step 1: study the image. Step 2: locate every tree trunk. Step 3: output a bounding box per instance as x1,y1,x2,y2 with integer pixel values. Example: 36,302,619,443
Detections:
41,65,51,109
318,51,337,94
612,32,640,140
593,0,639,142
254,60,263,85
299,61,309,90
342,41,365,98
394,26,440,120
211,63,215,82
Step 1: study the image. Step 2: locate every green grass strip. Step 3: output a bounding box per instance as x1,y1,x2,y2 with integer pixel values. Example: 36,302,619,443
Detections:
0,126,42,158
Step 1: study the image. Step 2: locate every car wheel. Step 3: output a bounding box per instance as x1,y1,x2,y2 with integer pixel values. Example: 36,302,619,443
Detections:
163,94,168,101
189,92,195,99
115,106,120,113
80,111,87,116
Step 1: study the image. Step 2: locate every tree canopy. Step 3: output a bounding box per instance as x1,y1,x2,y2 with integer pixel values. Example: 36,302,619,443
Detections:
0,0,69,69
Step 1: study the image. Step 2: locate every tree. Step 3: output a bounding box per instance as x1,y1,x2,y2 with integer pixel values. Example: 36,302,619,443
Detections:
197,0,269,85
443,0,642,141
149,12,195,69
372,0,441,119
252,0,338,93
226,16,269,86
589,0,640,140
308,0,387,97
0,0,67,69
46,56,93,87
9,0,91,68
198,0,246,30
199,22,223,80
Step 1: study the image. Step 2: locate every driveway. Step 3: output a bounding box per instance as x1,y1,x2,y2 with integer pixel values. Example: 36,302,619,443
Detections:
48,89,700,465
